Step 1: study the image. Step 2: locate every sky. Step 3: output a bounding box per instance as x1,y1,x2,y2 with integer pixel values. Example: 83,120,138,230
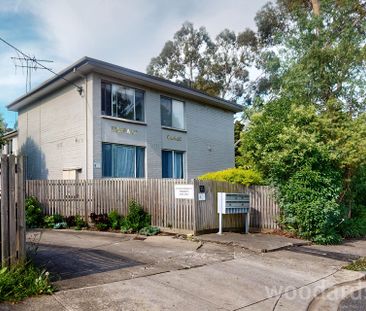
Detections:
0,0,268,128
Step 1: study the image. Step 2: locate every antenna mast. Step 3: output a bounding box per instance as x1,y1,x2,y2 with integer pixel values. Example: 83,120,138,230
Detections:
11,56,53,93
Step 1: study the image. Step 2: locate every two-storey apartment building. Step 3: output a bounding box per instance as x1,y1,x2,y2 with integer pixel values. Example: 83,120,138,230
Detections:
7,57,241,180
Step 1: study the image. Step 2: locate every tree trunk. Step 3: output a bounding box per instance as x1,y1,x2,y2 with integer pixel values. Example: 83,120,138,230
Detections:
311,0,320,16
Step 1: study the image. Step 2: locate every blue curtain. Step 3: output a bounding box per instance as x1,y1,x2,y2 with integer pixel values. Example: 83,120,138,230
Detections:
162,151,173,178
136,147,145,178
103,143,145,178
102,144,112,177
174,152,183,178
113,145,135,177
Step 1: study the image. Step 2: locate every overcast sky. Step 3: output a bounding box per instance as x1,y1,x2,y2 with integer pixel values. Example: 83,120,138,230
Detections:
0,0,268,127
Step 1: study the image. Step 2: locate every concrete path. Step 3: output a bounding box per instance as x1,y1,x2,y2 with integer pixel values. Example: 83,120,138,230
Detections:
1,230,365,311
196,232,310,252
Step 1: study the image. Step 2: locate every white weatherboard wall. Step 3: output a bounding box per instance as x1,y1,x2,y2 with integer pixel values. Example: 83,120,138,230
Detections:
18,79,87,179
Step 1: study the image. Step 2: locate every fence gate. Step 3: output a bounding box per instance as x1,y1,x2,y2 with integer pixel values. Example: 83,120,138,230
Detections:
0,155,26,267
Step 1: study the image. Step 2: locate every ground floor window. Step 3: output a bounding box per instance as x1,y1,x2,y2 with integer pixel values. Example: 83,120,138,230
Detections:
102,143,145,178
162,150,184,178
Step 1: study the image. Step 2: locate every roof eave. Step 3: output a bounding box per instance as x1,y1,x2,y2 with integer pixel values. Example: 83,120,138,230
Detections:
7,56,243,113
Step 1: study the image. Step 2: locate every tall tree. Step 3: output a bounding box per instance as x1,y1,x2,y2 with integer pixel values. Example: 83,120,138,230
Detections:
147,22,216,94
147,22,256,100
249,0,366,113
241,0,366,243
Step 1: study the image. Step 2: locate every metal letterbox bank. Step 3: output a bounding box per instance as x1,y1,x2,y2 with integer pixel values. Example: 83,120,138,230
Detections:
217,192,250,234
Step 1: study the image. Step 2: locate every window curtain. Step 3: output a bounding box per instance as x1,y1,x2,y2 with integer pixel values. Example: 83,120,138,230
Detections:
136,147,145,178
172,100,184,129
162,150,173,178
113,145,135,177
102,144,112,177
174,152,183,178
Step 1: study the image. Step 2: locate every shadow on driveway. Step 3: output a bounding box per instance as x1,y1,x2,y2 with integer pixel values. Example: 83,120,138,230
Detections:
32,243,142,281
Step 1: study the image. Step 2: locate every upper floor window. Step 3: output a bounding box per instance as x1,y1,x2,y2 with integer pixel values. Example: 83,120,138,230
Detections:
161,96,184,129
101,82,144,122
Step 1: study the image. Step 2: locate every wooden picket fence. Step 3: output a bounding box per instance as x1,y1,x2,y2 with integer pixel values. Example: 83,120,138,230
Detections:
26,178,280,234
1,155,26,267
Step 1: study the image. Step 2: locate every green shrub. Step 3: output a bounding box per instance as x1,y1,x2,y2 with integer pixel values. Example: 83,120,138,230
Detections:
279,167,344,244
198,168,264,186
89,213,110,230
139,226,160,236
0,262,53,302
95,223,109,231
43,214,65,229
53,214,64,224
53,222,67,229
43,215,55,229
74,215,87,230
65,216,76,227
120,226,133,234
121,201,151,233
339,205,366,238
108,210,122,230
25,196,43,228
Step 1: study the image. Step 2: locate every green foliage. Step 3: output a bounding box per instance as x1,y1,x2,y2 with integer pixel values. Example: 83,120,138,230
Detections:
108,210,123,230
90,213,111,231
198,168,264,186
74,215,87,230
234,120,244,166
95,223,109,231
139,226,160,236
43,216,55,229
147,21,255,100
43,214,65,229
65,216,76,227
278,166,343,244
239,0,366,243
339,205,366,238
0,262,53,302
120,201,151,233
344,257,366,272
25,196,43,228
53,222,67,229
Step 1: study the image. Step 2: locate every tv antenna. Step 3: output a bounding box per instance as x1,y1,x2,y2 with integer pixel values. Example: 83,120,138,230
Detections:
11,55,54,93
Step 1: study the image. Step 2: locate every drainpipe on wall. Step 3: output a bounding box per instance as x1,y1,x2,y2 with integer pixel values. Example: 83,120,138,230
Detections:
73,68,89,223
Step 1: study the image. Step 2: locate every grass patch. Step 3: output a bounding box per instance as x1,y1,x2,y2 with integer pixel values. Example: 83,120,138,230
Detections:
0,261,54,303
344,257,366,271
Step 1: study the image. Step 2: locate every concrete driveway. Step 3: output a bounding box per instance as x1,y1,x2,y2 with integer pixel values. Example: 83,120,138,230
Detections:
1,230,365,311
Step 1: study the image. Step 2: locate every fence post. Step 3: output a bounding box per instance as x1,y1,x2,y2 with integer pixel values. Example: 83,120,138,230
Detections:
84,180,88,224
1,156,9,266
17,156,26,260
0,156,26,267
8,156,16,265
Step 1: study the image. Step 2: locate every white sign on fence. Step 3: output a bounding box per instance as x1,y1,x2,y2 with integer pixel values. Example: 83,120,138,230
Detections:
174,184,194,199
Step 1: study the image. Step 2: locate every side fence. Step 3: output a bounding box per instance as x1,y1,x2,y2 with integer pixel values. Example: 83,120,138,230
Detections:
1,155,26,266
26,179,280,233
194,180,280,232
